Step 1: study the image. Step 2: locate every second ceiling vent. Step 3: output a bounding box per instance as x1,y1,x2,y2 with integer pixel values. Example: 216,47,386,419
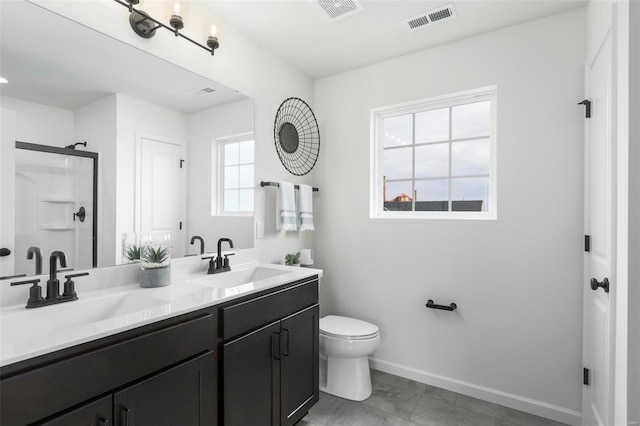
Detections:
403,3,456,30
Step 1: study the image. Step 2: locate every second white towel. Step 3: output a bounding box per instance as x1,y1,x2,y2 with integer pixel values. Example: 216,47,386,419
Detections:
277,181,297,231
297,184,314,231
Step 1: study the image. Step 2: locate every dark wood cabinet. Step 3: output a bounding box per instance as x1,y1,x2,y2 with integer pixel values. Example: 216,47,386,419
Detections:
40,395,112,426
114,352,215,426
221,297,319,426
223,321,282,426
1,275,319,426
280,304,319,426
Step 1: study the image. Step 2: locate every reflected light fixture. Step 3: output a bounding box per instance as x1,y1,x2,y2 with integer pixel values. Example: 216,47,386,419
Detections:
114,0,220,55
0,77,8,84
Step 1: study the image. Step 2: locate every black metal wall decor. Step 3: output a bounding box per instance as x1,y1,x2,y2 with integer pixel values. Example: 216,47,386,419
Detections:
273,97,320,176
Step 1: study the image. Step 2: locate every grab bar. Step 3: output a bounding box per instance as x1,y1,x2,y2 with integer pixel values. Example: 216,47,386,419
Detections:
426,299,457,311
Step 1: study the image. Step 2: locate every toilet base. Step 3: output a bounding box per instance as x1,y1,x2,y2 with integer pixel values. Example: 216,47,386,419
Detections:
319,354,372,401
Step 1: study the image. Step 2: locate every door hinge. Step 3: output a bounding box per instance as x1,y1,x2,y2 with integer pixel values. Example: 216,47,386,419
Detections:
578,99,591,118
583,367,590,386
584,235,591,252
179,221,183,230
180,159,185,168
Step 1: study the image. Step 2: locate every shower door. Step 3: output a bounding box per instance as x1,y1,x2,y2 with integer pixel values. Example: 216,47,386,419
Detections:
13,142,97,276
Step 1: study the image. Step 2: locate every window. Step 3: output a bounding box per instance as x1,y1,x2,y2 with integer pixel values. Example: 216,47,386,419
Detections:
215,134,254,214
371,87,496,219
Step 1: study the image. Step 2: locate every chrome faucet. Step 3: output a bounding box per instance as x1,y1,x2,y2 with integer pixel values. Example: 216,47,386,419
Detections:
27,246,42,275
47,251,67,300
190,235,205,254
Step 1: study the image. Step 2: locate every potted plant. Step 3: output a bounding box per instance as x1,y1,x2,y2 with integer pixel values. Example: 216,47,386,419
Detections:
124,243,142,263
139,245,171,287
284,252,301,267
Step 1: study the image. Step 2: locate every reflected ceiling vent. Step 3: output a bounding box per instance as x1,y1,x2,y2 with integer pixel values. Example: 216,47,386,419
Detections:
312,0,363,21
402,3,456,30
195,87,216,95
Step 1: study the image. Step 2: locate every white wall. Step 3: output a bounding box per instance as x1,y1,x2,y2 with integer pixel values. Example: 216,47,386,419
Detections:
75,95,117,267
187,98,255,251
313,9,586,424
1,96,73,146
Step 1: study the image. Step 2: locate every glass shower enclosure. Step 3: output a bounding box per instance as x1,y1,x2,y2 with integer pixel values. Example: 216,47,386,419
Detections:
13,142,98,276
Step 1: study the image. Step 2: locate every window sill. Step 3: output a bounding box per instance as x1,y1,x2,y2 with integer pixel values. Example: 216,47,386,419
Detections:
371,211,497,221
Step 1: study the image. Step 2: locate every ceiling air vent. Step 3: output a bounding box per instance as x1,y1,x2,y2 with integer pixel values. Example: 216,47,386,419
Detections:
403,3,456,30
195,87,216,95
313,0,363,21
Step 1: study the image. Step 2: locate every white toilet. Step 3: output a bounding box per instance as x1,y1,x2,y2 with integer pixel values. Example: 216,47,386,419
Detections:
319,315,380,401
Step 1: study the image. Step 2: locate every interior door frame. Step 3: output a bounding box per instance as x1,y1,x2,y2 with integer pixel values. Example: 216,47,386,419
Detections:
134,132,185,246
582,12,617,426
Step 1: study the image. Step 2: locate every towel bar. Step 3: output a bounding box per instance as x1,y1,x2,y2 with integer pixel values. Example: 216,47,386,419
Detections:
260,181,319,192
425,299,457,311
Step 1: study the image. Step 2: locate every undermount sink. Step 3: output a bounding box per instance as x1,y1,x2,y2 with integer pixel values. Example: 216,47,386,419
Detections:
188,266,291,289
1,291,168,349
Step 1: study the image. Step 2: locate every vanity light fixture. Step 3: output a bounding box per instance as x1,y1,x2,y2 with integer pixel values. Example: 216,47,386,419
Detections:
114,0,220,55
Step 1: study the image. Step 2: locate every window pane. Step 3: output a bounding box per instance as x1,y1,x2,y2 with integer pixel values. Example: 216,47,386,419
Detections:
239,164,254,188
451,177,488,211
224,189,239,212
452,139,490,176
238,189,254,212
383,147,412,180
383,114,412,147
415,179,448,211
384,180,412,211
415,108,449,143
452,101,490,139
224,143,240,166
224,165,239,189
239,140,254,164
415,143,449,178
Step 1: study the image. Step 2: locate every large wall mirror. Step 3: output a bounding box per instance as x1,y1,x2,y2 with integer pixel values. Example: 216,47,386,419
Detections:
0,0,255,279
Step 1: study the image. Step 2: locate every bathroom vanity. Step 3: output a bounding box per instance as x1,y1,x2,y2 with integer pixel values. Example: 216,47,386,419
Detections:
0,255,320,425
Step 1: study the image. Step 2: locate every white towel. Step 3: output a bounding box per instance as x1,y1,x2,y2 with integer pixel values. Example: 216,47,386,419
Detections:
277,182,297,231
297,184,314,231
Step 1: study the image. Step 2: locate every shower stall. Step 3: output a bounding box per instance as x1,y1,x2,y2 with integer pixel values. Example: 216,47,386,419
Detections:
13,142,98,276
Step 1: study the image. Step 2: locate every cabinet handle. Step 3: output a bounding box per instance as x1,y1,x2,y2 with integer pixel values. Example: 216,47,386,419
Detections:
98,418,109,426
120,407,132,426
281,328,290,356
272,333,281,360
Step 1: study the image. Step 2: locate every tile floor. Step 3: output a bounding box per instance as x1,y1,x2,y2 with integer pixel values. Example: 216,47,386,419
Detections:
299,370,568,426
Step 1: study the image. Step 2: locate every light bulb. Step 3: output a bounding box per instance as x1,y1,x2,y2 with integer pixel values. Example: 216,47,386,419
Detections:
210,25,217,36
173,2,181,15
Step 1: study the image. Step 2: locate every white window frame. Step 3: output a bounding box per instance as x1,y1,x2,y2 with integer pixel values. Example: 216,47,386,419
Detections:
213,132,254,216
370,86,497,220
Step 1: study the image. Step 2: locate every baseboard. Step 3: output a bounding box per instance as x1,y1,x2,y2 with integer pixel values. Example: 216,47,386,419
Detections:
369,357,582,426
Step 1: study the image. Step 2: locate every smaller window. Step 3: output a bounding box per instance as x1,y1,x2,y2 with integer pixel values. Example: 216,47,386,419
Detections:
214,134,254,215
371,87,496,219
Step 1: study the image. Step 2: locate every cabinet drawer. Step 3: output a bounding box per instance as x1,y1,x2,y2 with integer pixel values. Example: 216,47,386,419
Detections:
221,279,318,341
1,314,215,425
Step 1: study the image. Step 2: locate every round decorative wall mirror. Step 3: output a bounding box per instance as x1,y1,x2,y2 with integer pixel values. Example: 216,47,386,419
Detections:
273,97,320,176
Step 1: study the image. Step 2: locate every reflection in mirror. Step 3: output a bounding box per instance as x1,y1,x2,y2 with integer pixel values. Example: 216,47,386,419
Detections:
0,0,255,279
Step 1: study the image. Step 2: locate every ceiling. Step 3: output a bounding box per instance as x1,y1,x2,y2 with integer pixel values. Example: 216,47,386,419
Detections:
201,0,588,80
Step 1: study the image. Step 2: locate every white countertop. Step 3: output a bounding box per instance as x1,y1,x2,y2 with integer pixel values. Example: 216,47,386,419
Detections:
0,257,322,368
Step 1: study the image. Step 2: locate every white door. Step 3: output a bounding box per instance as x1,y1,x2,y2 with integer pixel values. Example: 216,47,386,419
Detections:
0,109,16,278
137,137,184,258
583,24,615,426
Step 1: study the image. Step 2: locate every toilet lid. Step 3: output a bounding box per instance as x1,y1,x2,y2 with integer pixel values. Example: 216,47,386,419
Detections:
320,315,379,340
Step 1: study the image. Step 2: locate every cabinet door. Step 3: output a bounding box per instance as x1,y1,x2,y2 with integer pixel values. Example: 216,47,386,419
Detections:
114,352,215,426
223,321,281,426
280,304,319,426
40,395,112,426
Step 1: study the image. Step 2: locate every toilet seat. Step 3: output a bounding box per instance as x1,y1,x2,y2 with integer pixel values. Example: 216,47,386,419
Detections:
320,315,379,340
